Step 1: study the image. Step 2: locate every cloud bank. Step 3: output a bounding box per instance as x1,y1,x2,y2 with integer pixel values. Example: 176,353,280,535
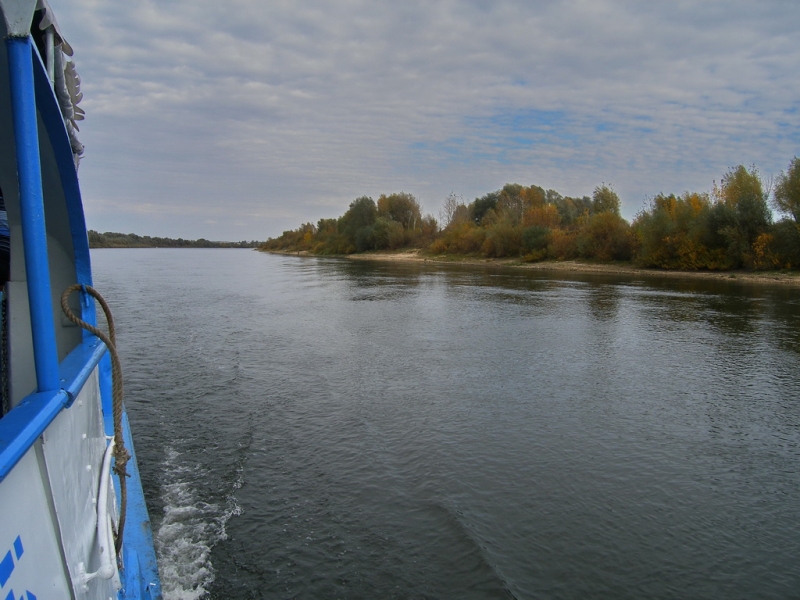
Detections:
55,0,800,240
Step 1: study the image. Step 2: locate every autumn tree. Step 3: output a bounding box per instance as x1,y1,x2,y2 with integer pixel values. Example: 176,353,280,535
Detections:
439,192,466,229
497,184,546,224
523,204,560,228
317,218,337,235
340,196,377,231
417,214,439,245
633,193,719,269
712,165,771,267
766,220,800,268
553,195,592,226
497,184,526,223
470,192,499,224
371,218,405,250
592,184,621,215
482,220,523,257
377,192,422,230
577,212,631,261
773,157,800,223
338,196,377,251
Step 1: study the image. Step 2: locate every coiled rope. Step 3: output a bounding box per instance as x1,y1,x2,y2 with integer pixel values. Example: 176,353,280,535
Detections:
61,284,129,555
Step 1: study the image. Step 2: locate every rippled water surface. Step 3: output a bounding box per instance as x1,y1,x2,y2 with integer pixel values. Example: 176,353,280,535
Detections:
91,249,800,599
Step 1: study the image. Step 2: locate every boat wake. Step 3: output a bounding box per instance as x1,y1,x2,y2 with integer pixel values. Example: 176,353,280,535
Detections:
155,447,243,600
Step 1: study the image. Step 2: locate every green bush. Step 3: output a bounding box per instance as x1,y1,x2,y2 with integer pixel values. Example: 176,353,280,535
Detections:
522,226,551,253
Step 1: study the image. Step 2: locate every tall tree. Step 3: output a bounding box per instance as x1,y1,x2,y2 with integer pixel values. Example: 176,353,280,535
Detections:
377,192,422,230
591,184,621,215
339,196,377,242
711,165,771,267
439,192,464,229
470,191,499,224
773,157,800,223
497,184,526,223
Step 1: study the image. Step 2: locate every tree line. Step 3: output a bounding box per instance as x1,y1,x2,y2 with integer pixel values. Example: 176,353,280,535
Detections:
260,158,800,270
88,230,262,249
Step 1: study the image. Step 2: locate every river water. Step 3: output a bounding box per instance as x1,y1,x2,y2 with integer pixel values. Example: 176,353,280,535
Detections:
91,249,800,600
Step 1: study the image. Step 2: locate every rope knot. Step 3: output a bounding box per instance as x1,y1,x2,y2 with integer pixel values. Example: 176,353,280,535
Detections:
113,446,131,479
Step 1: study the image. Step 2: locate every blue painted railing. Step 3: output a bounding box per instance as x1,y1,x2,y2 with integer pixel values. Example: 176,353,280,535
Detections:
6,35,59,393
0,337,106,480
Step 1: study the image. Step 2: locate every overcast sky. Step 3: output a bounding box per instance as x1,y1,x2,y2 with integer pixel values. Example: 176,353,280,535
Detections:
54,0,799,241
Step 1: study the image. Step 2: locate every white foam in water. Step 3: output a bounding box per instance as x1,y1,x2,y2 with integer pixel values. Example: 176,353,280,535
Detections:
156,447,242,600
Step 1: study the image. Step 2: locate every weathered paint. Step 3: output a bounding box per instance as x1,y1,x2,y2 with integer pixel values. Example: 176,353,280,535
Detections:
0,0,36,37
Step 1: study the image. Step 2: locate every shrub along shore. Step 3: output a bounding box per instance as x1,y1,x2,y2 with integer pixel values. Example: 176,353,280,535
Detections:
261,160,800,276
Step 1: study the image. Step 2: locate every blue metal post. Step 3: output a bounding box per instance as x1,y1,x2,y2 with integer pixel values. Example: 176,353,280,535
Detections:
6,36,60,392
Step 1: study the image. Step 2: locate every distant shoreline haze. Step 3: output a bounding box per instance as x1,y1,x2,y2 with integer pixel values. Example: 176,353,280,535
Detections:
262,160,800,272
89,230,262,249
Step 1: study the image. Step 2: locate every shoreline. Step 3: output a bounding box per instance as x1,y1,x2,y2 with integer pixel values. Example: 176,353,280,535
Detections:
266,249,800,287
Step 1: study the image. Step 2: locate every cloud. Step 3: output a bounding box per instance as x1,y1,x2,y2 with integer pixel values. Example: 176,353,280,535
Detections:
52,0,800,239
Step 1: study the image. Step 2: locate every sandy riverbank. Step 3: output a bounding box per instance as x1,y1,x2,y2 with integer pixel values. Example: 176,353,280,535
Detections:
265,248,800,287
341,249,800,287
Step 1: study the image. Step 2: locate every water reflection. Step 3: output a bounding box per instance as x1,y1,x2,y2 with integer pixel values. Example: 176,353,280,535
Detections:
585,283,621,322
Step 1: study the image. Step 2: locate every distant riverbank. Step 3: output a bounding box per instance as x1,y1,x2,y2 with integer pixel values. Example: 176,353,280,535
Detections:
89,230,262,249
266,248,800,287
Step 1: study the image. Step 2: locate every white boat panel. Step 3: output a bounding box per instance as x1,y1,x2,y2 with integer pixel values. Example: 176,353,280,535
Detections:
41,367,120,600
0,445,72,599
